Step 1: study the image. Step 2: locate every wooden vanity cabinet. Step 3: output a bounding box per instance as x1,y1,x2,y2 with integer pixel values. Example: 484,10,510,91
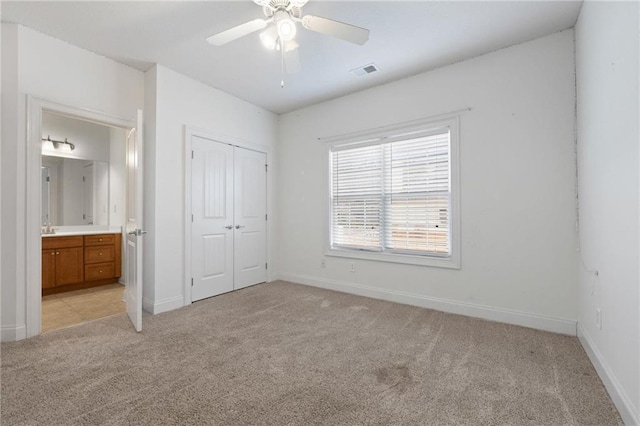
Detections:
42,233,121,295
41,237,84,290
84,233,121,282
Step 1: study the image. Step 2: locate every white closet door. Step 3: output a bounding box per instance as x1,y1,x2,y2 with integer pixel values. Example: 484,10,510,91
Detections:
191,137,234,301
233,147,267,290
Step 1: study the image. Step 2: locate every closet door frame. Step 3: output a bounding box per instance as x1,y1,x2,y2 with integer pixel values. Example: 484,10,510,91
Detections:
183,126,271,306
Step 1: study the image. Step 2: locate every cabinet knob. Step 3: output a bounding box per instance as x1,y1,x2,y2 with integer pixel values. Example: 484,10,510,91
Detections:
56,252,59,255
51,252,55,255
99,238,103,242
99,270,103,274
99,252,103,256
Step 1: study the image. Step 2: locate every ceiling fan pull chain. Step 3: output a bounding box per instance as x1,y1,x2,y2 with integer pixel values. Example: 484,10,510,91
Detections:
280,37,285,88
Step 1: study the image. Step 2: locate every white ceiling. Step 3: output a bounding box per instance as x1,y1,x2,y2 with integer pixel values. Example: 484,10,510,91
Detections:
1,1,582,114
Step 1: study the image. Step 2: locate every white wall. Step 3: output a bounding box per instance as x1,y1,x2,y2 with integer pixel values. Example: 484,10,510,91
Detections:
0,24,143,340
575,2,640,424
143,65,278,313
1,23,24,341
143,66,157,304
41,112,110,162
277,30,578,334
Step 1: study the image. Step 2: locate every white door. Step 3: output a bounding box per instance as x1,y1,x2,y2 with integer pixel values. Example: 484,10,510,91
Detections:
125,110,144,332
233,147,267,290
191,137,234,301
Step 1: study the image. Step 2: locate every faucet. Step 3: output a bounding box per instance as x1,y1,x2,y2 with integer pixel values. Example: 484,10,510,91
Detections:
42,221,56,235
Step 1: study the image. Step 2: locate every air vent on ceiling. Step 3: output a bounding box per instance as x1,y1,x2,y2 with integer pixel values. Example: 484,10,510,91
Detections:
350,63,379,78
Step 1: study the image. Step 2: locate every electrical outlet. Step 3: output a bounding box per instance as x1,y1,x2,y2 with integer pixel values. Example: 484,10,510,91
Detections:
595,308,602,330
320,258,326,268
350,262,355,272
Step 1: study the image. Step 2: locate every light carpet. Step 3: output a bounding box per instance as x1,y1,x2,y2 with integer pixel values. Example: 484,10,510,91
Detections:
1,281,622,425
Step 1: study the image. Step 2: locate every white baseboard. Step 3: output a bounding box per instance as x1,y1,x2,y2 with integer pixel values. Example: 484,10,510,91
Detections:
277,272,577,336
578,323,639,426
142,295,184,315
1,324,27,342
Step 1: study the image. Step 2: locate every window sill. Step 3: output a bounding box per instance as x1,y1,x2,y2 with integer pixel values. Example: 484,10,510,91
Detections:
325,248,460,269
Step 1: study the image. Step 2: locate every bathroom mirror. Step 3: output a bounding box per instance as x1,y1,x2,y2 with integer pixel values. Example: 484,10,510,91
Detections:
41,155,109,226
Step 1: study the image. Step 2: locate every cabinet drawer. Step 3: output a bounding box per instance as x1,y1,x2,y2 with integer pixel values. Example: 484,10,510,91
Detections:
42,236,83,250
84,234,116,246
85,262,115,281
84,245,115,264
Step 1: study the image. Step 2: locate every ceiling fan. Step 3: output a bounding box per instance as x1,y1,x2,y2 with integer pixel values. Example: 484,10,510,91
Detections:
206,0,370,81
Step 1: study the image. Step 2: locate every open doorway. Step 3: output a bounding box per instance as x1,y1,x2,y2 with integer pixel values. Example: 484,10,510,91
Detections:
40,112,128,332
25,97,144,338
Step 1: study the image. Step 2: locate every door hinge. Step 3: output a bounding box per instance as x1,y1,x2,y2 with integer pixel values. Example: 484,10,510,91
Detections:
191,214,194,223
265,262,268,270
265,214,267,221
265,164,268,172
46,176,50,182
192,150,194,159
191,278,194,286
82,176,85,182
82,214,86,220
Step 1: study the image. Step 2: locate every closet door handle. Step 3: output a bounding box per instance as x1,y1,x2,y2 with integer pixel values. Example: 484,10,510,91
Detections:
235,225,245,229
224,225,233,230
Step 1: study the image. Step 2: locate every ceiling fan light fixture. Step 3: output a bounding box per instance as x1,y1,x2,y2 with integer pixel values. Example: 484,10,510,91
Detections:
285,40,299,52
259,26,279,50
276,16,297,41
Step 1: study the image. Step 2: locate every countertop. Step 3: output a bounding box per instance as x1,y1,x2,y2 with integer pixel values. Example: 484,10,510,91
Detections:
42,229,121,238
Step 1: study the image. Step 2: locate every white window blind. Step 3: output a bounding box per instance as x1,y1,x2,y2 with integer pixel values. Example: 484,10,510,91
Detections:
330,129,451,257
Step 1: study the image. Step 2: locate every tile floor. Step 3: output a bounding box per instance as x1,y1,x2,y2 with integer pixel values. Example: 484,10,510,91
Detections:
42,283,125,333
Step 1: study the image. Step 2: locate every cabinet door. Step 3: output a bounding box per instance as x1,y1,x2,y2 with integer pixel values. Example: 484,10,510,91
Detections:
42,250,56,289
55,247,84,285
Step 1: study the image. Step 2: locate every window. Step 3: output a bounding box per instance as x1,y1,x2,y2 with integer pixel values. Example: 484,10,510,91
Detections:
327,117,459,268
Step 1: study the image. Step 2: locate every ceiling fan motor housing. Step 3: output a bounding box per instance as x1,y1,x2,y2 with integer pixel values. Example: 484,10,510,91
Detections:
262,0,302,19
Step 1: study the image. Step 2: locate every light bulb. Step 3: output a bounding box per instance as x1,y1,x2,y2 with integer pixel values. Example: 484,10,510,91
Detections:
41,140,55,152
276,18,296,41
58,143,72,153
259,27,278,50
284,39,298,52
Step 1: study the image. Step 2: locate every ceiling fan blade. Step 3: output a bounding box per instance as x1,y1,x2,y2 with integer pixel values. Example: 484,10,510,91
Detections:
301,15,369,45
206,19,268,46
284,43,301,74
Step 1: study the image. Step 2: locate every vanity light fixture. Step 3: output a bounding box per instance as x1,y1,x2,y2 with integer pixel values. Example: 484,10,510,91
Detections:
42,135,75,152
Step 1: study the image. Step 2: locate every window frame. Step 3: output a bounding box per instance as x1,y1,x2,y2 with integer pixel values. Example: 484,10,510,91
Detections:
324,115,461,269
